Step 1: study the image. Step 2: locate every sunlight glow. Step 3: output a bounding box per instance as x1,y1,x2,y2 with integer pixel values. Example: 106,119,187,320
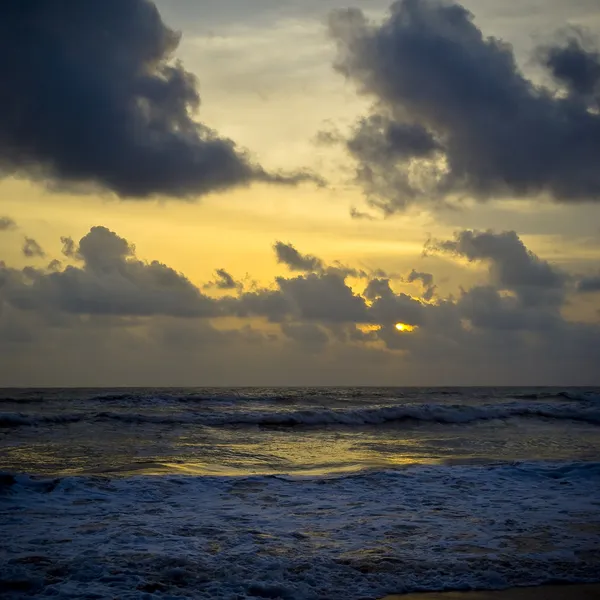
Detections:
395,323,416,332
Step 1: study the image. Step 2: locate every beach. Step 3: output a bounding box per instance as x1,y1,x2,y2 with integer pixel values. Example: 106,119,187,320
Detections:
385,584,600,599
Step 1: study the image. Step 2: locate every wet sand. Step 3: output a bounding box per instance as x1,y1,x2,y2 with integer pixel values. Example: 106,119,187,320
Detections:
383,584,600,600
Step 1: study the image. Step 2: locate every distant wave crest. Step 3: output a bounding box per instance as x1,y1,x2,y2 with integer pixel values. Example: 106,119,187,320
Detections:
3,401,600,429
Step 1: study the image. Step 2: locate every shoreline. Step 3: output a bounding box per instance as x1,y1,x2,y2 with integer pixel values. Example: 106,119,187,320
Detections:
383,584,600,599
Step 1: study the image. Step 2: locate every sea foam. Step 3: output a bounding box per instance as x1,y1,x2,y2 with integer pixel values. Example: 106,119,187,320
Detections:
2,461,599,599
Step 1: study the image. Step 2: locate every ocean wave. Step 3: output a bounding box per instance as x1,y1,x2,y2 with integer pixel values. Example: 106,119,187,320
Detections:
210,403,600,427
0,396,47,405
512,391,600,402
0,413,83,428
2,461,599,599
88,392,293,406
88,389,600,405
558,391,600,402
4,401,600,430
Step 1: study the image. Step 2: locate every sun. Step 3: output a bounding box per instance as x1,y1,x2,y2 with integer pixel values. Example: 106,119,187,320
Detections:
395,323,416,332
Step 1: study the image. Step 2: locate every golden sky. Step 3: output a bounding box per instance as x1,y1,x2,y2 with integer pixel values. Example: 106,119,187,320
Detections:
1,0,600,385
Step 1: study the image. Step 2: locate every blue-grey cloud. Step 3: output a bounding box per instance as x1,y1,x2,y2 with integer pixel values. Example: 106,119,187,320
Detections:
540,28,600,102
0,0,310,199
274,242,325,273
329,0,600,212
277,272,369,323
426,229,567,307
4,227,218,317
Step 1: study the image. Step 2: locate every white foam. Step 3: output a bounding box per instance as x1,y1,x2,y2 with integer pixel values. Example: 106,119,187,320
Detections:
2,462,599,599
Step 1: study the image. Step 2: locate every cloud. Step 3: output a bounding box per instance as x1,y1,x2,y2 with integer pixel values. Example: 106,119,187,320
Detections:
367,284,426,326
364,277,393,301
277,272,368,322
329,0,600,212
577,275,600,293
274,242,324,273
540,28,600,102
225,270,371,324
0,216,17,231
47,259,62,272
426,229,567,306
280,322,329,350
225,288,289,322
231,267,428,328
3,227,218,317
0,0,312,200
273,242,385,281
60,237,77,258
406,269,436,301
1,225,600,384
205,268,242,290
457,285,560,332
22,237,46,258
349,207,376,220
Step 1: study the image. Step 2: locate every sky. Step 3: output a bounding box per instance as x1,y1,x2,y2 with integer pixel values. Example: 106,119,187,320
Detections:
1,0,600,386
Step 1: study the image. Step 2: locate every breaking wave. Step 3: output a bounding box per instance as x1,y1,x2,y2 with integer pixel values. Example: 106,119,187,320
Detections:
2,461,600,599
3,401,600,429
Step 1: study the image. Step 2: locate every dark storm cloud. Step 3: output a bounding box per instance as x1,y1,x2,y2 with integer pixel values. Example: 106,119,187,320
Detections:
363,277,393,301
368,286,425,326
3,227,218,317
540,29,600,101
426,230,567,307
329,0,600,212
22,238,46,258
274,242,324,273
277,272,368,322
0,216,17,231
0,0,311,199
224,270,370,324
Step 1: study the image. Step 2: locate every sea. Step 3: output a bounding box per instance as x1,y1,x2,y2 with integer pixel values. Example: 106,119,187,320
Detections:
1,387,600,599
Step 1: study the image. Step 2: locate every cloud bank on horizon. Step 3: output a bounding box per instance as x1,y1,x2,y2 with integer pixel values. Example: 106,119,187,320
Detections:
1,222,599,385
329,0,600,212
